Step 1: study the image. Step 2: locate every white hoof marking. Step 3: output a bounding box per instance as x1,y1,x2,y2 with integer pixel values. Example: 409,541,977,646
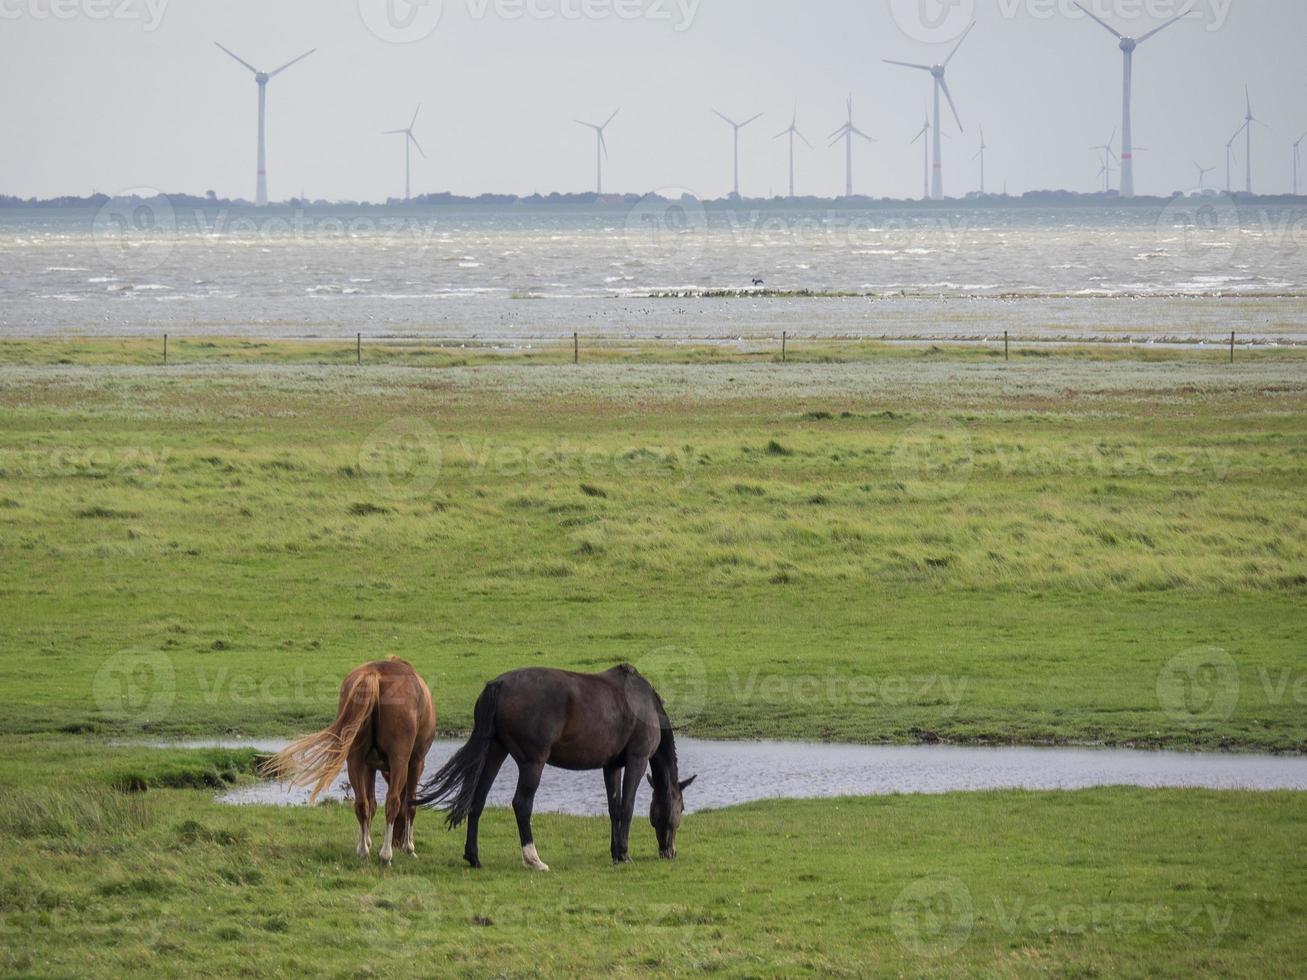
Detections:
521,843,550,872
379,823,395,866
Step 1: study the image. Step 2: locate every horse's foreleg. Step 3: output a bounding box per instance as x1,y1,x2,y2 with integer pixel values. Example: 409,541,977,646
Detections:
464,743,506,869
603,765,626,864
615,758,646,863
512,759,549,871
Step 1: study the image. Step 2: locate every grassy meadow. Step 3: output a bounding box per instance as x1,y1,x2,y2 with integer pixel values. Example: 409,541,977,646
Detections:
1,338,1305,975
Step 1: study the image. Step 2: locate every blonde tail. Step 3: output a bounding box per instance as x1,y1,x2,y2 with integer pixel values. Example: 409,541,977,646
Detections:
260,670,380,802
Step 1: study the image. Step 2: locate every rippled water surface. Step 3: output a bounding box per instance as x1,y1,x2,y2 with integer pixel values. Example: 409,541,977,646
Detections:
5,204,1306,342
150,739,1307,817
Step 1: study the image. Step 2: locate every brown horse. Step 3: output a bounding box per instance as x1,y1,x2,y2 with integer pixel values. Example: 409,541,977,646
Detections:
415,664,694,871
262,657,436,865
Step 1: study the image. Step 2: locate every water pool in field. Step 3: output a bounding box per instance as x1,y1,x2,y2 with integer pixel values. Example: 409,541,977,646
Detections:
151,739,1307,817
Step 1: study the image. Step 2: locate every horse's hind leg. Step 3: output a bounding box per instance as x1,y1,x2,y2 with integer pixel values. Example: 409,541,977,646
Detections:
378,746,411,867
512,758,549,872
604,764,626,864
464,742,506,869
402,752,424,857
347,752,375,859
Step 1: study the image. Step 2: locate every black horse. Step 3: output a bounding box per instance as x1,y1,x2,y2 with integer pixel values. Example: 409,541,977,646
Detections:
415,664,695,870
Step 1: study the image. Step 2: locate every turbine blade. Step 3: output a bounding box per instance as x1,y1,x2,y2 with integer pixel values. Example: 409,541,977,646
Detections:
409,133,425,157
797,130,813,149
741,113,763,128
1136,6,1194,44
828,124,849,141
575,120,597,130
215,42,259,74
1073,2,1123,39
603,108,620,128
383,129,407,135
853,126,876,143
713,109,735,127
268,48,315,78
600,131,609,159
944,21,976,66
884,60,932,71
939,77,963,132
410,104,421,130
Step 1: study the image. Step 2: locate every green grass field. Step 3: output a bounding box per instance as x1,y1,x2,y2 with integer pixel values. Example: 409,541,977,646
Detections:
1,341,1305,975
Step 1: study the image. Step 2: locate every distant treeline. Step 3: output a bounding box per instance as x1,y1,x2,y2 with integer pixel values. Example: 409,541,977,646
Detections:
1,189,1299,209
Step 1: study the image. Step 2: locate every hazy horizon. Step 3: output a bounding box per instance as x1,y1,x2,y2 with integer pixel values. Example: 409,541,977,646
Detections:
1,0,1304,203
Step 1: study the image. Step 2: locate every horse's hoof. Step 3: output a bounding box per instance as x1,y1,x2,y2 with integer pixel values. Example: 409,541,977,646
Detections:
521,844,550,872
464,855,481,869
612,854,631,865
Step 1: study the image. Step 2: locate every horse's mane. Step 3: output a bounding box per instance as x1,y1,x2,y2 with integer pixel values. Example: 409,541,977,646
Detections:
648,685,679,776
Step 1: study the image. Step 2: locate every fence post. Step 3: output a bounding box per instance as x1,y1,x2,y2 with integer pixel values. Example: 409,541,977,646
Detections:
1004,331,1009,362
573,332,579,365
163,334,168,366
357,332,362,366
1230,331,1235,365
782,331,787,363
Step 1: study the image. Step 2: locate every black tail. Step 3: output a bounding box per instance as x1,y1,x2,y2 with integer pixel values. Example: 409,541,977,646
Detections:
415,681,500,828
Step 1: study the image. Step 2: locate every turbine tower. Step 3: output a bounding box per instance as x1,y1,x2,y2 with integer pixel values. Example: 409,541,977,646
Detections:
910,114,932,201
383,105,425,202
1227,88,1267,195
1091,129,1118,193
1072,3,1192,198
215,43,316,207
1293,132,1307,197
828,95,875,198
885,22,974,201
773,106,811,199
974,127,988,195
713,109,763,198
1193,161,1215,189
575,109,619,195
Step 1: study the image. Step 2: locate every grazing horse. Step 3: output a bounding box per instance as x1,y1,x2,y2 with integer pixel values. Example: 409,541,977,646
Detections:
261,657,436,866
416,664,695,871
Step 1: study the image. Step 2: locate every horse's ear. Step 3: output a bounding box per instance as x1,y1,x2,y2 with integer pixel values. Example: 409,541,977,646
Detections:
679,775,697,791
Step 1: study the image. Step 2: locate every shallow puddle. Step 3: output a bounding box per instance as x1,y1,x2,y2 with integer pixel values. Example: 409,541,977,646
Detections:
147,738,1307,817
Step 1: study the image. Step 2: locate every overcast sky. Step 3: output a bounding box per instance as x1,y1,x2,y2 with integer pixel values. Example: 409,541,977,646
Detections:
1,0,1304,201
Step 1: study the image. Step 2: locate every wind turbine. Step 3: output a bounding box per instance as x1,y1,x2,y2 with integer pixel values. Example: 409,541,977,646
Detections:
575,109,619,195
1072,2,1192,198
885,21,974,201
1236,87,1269,194
713,110,763,198
1091,129,1119,193
1294,132,1307,197
383,105,425,202
1225,127,1242,193
215,43,316,207
773,106,812,199
828,95,875,198
1192,161,1215,189
910,114,932,201
973,127,988,195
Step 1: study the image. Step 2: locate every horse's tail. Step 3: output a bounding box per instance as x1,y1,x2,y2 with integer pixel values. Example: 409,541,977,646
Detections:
414,681,500,827
259,669,381,803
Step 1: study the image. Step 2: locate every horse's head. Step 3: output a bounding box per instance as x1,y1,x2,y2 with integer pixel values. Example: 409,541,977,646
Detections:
648,773,696,859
